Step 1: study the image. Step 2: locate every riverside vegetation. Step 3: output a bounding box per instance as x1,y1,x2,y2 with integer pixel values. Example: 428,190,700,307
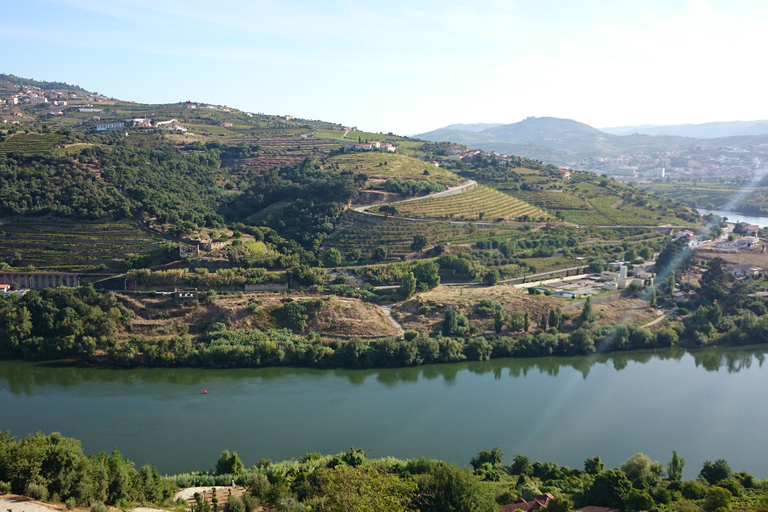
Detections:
1,430,767,512
2,238,768,368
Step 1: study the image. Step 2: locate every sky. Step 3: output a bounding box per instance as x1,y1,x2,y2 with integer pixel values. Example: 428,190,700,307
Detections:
3,0,768,135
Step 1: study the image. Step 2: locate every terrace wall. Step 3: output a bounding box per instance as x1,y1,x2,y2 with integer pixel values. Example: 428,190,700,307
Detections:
0,272,113,290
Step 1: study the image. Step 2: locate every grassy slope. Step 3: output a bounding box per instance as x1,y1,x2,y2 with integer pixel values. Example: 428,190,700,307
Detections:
328,152,462,187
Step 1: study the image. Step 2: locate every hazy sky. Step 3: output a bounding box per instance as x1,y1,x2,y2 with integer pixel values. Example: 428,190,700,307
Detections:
3,0,767,134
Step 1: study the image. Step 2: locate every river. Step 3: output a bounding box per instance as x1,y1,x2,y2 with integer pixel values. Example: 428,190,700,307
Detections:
1,347,766,479
697,208,768,228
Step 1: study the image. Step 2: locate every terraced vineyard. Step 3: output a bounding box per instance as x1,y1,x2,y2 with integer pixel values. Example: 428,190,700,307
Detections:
221,135,343,174
502,189,590,210
0,133,63,155
0,219,169,270
325,210,526,258
377,185,546,221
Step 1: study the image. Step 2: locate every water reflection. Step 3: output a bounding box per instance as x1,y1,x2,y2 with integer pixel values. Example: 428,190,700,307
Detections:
1,346,766,396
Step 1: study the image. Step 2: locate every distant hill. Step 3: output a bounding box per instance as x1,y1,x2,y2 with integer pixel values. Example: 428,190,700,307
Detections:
0,73,87,93
441,123,503,132
600,120,768,138
416,116,694,164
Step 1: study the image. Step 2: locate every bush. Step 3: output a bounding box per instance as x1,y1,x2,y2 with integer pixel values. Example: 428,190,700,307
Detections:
224,495,246,512
0,481,11,494
681,481,707,500
404,330,419,342
26,483,49,501
66,497,77,510
91,502,108,512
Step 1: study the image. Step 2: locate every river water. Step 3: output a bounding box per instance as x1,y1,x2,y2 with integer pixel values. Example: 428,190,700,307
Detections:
1,347,766,479
697,209,768,228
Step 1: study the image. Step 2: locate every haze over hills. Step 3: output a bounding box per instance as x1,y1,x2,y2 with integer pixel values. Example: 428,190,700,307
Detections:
415,116,768,165
600,120,768,138
415,117,694,164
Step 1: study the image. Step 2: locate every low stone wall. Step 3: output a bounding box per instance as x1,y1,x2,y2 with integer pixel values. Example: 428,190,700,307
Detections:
0,272,112,290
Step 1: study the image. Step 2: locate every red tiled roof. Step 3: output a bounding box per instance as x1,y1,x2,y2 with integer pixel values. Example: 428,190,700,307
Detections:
500,494,556,512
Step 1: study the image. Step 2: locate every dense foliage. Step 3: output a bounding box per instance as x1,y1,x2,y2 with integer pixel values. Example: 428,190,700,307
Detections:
0,154,131,218
0,286,127,360
3,431,766,512
0,431,175,507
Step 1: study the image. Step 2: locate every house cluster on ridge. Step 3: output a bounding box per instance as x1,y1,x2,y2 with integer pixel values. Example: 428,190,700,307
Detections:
350,141,397,152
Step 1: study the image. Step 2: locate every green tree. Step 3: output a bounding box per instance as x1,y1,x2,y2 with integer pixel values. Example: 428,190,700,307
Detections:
411,234,428,255
399,272,417,299
620,452,663,483
323,248,343,268
482,269,500,286
216,450,245,475
493,308,504,334
223,495,245,512
508,311,524,332
667,450,685,482
379,204,398,219
584,456,605,475
413,261,440,289
547,497,573,512
524,311,530,332
373,246,387,261
470,447,504,470
549,307,563,330
580,296,596,324
313,465,417,512
510,453,533,476
588,469,632,509
443,308,458,336
700,459,731,485
419,463,497,512
704,486,732,512
624,489,654,512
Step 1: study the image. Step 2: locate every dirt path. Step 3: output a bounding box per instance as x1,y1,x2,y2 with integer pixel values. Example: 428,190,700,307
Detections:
379,303,405,334
642,306,678,328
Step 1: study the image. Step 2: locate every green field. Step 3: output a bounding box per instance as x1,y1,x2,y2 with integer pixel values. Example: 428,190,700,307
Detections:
0,219,169,270
375,185,546,221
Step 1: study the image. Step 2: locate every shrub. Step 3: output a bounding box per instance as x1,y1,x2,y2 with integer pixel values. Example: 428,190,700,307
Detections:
26,483,49,501
66,498,77,510
404,330,419,342
0,481,11,494
681,481,707,500
91,502,108,512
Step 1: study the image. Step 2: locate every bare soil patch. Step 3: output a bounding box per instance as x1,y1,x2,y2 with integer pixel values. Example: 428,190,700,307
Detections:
392,284,563,334
116,292,399,340
697,247,768,266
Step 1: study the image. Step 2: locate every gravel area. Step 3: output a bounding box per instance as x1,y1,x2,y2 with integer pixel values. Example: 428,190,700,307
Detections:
0,497,60,512
173,486,235,501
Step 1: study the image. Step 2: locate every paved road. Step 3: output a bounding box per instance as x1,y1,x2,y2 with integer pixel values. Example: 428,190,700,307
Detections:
352,179,477,216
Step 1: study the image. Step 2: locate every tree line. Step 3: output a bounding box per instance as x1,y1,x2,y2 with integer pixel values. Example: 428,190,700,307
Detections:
2,430,765,512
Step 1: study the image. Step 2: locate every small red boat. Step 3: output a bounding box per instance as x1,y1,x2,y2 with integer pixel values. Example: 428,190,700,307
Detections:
203,389,208,394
